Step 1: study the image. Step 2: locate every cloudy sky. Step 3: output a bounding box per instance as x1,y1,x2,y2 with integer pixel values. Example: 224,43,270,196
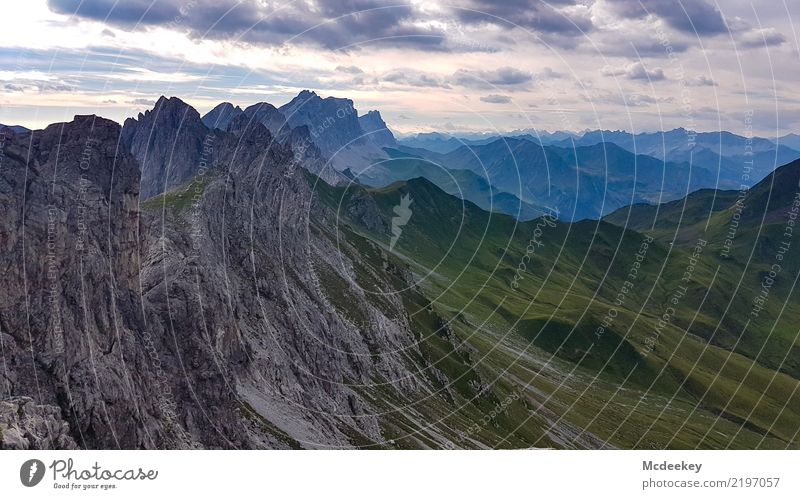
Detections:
1,0,798,137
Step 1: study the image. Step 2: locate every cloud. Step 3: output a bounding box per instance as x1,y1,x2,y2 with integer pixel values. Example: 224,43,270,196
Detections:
602,62,666,81
48,0,452,52
609,0,787,51
47,0,183,24
739,27,786,48
609,0,728,36
106,67,206,83
480,94,511,104
686,75,717,87
335,65,364,74
454,1,593,36
452,67,533,89
583,90,671,107
381,69,450,88
537,67,564,79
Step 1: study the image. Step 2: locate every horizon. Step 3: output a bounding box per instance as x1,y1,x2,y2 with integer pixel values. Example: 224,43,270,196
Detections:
1,1,798,136
4,90,800,141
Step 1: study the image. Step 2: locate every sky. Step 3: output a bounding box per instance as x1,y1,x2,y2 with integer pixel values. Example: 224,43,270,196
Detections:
0,0,799,137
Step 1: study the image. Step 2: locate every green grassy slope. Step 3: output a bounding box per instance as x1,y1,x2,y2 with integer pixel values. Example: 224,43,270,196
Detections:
311,168,800,449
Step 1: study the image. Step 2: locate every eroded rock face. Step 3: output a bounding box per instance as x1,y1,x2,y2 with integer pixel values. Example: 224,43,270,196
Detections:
0,112,457,449
0,115,247,449
0,397,78,449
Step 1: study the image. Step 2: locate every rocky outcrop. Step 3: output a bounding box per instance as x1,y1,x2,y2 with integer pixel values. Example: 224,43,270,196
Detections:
0,397,78,449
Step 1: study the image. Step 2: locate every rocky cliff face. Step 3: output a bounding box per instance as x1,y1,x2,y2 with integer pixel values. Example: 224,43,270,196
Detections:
0,115,238,449
0,112,473,449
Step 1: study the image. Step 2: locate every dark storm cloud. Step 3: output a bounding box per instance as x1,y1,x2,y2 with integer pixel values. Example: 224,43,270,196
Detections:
48,0,449,52
609,0,729,36
454,0,593,36
48,0,182,25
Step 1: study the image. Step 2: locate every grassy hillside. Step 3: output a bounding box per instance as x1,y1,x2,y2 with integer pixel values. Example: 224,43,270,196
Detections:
310,167,800,449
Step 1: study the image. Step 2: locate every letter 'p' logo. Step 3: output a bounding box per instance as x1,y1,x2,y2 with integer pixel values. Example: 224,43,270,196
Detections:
20,459,45,487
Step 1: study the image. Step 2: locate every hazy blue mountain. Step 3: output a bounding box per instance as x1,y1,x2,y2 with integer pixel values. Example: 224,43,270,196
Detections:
397,132,513,153
432,138,720,220
358,110,396,148
553,128,800,186
774,133,800,151
398,130,584,152
353,147,545,220
511,129,582,145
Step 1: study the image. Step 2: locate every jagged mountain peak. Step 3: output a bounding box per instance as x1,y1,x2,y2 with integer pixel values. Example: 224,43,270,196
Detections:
278,89,367,162
202,102,245,130
121,97,211,199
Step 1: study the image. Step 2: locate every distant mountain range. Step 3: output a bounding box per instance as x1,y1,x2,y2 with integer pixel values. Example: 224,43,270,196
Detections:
8,94,800,223
398,137,725,220
549,128,800,184
394,128,800,220
397,130,579,153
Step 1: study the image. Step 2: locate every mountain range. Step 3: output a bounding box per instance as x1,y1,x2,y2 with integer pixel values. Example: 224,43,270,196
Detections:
1,92,799,449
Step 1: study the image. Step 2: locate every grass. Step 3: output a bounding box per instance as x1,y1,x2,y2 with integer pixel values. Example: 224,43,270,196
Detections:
141,174,209,216
311,172,800,449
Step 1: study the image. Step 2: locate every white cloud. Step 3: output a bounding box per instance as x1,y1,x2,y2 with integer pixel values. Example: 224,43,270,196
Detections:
601,62,666,81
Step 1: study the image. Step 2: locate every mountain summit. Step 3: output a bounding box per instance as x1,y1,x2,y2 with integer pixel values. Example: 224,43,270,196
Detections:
359,110,396,148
